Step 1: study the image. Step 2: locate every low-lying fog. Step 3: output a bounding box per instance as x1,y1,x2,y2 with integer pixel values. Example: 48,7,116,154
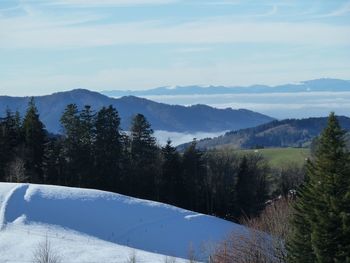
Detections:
153,130,227,147
144,92,350,119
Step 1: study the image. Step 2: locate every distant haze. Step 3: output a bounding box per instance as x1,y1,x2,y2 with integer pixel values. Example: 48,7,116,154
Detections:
102,79,350,119
154,130,228,147
145,92,350,119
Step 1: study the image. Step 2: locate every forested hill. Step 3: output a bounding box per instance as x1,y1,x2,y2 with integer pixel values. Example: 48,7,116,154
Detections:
0,89,273,133
178,116,350,150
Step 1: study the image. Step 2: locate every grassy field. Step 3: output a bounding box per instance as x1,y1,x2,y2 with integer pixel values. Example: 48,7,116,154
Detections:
237,147,310,168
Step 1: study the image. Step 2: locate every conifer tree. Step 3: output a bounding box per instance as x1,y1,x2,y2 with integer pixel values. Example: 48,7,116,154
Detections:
160,139,183,205
182,139,206,211
0,110,22,181
43,136,65,185
60,104,81,186
94,105,122,191
22,98,46,182
130,114,159,199
287,112,350,263
78,105,95,187
235,154,269,218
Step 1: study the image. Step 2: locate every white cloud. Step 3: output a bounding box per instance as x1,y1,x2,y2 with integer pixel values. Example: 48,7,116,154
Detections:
1,16,350,49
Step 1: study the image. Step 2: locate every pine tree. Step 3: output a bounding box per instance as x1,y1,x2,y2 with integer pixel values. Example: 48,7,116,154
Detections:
22,98,46,183
94,105,122,191
0,110,23,181
60,104,81,186
43,136,65,185
204,150,237,218
130,114,159,199
287,112,350,263
235,154,269,218
78,105,95,187
182,139,206,212
160,139,183,205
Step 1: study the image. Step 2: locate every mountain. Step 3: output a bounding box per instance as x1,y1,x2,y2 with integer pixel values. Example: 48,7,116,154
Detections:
102,78,350,97
178,116,350,150
0,89,274,133
0,183,246,261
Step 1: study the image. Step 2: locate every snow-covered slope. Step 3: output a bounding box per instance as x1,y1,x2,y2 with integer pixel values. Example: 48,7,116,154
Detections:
0,183,247,262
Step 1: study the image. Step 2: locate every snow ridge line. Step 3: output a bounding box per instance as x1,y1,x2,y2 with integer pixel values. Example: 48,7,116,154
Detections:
0,184,29,230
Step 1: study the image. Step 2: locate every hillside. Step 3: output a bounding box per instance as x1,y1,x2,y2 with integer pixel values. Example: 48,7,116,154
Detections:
0,89,273,133
0,183,246,262
102,78,350,96
178,116,350,150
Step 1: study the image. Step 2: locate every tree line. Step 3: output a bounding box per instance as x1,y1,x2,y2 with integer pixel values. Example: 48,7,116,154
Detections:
212,113,350,263
0,99,298,221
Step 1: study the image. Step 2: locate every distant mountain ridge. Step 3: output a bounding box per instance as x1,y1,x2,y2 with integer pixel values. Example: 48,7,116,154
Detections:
0,89,274,134
102,78,350,97
177,116,350,150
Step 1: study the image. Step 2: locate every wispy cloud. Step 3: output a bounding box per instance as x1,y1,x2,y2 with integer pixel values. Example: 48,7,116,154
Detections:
1,16,349,49
1,0,349,95
316,1,350,18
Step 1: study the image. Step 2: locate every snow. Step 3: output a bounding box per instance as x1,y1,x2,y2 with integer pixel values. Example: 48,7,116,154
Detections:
0,183,247,262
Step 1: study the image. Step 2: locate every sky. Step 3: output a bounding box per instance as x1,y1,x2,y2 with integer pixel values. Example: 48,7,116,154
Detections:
0,0,350,96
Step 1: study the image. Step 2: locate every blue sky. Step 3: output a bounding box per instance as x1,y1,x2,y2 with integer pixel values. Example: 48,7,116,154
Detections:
0,0,350,96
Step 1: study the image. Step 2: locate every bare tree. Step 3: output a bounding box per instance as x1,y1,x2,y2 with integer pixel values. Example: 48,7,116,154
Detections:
125,250,137,263
6,156,28,183
32,236,61,263
212,198,292,263
187,243,196,263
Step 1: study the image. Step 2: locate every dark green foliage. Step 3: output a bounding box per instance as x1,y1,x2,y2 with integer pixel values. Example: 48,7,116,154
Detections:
94,106,122,191
204,150,238,218
0,109,22,181
182,139,207,211
130,114,160,200
182,116,350,151
60,104,82,186
0,103,274,222
22,98,46,183
78,105,95,187
272,163,305,197
287,113,350,263
160,139,183,205
43,136,65,185
235,154,269,218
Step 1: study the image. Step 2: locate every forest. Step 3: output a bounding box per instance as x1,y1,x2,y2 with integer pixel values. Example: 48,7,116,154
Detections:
0,98,302,221
2,99,350,263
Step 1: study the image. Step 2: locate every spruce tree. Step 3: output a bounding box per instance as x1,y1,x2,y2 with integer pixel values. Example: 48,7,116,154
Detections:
78,105,95,187
182,139,206,212
43,136,65,185
94,105,122,191
287,112,350,263
235,154,269,218
22,98,46,183
160,139,183,205
0,110,22,181
60,104,81,186
130,114,159,199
